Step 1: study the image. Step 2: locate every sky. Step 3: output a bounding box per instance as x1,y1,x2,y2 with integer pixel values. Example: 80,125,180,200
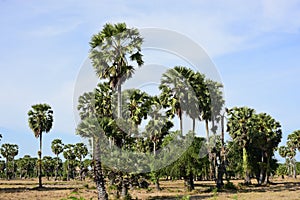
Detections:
0,0,299,162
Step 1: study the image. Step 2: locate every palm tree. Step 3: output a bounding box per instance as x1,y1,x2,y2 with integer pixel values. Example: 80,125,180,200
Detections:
74,143,88,181
51,139,64,180
254,113,282,184
0,143,18,179
227,107,256,184
89,22,144,119
159,67,189,135
76,117,108,200
63,144,76,181
279,146,296,178
28,103,53,188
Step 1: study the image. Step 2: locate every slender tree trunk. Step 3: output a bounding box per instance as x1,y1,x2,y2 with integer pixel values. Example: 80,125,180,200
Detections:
38,133,43,188
121,177,128,199
118,84,122,119
258,151,265,185
55,154,59,181
263,154,270,184
155,176,161,191
153,141,156,156
67,161,70,181
94,138,108,200
243,147,251,185
5,157,8,180
293,159,297,179
179,114,183,136
205,120,213,180
192,118,195,134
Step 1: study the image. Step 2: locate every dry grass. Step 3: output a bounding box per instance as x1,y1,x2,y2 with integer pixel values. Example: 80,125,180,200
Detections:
0,177,299,199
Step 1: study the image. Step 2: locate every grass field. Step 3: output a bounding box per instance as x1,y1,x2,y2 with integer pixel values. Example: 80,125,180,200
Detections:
0,177,299,200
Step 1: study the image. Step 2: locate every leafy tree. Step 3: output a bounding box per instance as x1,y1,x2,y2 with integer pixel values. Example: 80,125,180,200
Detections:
51,139,64,180
28,103,53,187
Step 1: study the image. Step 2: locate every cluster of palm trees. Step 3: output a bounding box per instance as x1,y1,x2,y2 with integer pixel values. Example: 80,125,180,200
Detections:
279,130,300,178
72,22,300,200
73,22,227,199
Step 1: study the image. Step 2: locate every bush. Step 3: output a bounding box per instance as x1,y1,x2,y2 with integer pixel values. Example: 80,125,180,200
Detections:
224,181,237,190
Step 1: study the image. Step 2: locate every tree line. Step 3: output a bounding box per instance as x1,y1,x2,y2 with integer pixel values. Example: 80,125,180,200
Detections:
0,139,90,181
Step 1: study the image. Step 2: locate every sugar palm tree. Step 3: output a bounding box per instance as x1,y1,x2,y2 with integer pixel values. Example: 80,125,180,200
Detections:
28,103,53,188
254,113,282,184
227,106,256,184
51,139,64,180
0,143,18,179
76,117,108,200
89,22,144,119
74,142,88,181
159,67,188,135
63,144,76,181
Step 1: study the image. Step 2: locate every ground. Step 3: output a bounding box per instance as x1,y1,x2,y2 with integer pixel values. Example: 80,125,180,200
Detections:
0,177,299,200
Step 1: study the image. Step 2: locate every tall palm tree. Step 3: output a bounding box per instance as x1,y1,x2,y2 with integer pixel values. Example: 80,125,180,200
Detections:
51,139,64,180
89,22,144,119
159,67,189,135
227,106,256,185
28,103,53,188
76,117,108,200
254,113,282,184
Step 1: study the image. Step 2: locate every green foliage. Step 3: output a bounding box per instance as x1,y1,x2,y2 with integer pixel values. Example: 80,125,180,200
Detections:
28,103,53,138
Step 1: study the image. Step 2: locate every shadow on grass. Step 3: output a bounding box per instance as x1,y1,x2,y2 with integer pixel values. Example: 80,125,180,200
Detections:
147,194,214,200
0,186,80,193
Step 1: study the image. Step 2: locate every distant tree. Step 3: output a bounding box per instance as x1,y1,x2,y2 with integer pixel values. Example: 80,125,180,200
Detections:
63,144,76,181
51,139,64,180
0,143,18,179
278,130,300,179
28,103,53,188
16,155,36,178
74,142,88,181
42,156,55,180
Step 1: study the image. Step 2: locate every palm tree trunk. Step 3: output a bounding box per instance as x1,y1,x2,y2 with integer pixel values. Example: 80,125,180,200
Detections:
243,147,251,185
293,159,297,179
205,120,213,180
180,114,183,136
118,84,122,119
153,141,156,156
55,154,59,181
5,157,8,180
258,151,265,185
38,133,43,188
192,118,195,134
94,137,108,200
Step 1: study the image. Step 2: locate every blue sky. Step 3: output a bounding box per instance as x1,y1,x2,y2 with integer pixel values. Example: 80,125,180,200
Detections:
0,0,299,162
